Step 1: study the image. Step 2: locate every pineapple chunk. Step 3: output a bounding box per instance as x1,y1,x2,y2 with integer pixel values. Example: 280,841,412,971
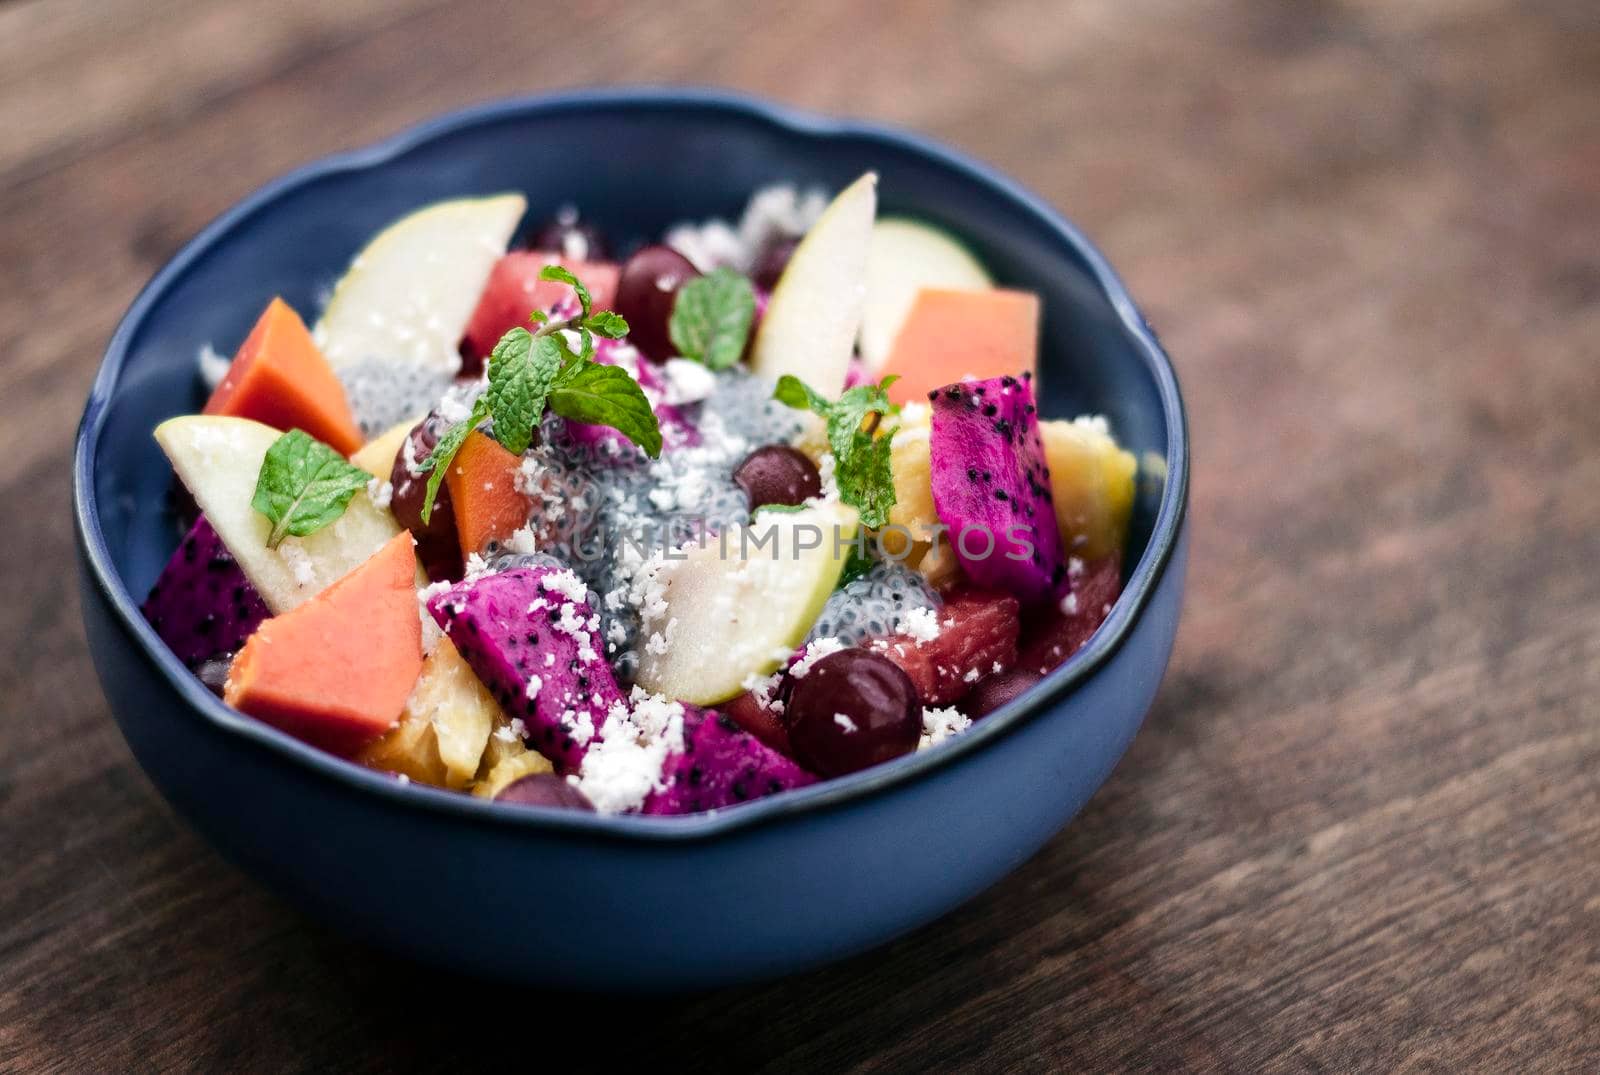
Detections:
405,638,501,788
476,718,530,776
913,537,964,589
882,405,937,560
1039,417,1137,560
357,638,502,788
474,750,555,799
874,403,954,584
350,415,421,477
358,707,449,786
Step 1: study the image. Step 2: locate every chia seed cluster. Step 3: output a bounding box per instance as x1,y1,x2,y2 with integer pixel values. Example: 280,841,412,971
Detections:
807,561,940,647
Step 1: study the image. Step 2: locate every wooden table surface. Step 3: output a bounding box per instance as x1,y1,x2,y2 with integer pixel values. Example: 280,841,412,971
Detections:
3,0,1597,1070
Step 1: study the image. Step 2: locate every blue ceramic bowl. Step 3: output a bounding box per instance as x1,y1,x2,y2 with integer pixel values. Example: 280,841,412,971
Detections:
74,88,1188,990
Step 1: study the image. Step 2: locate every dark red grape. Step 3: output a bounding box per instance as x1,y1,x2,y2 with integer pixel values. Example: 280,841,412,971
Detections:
750,236,799,291
496,772,595,811
786,649,922,776
967,666,1042,717
389,414,463,582
734,445,822,510
526,209,611,261
613,244,700,361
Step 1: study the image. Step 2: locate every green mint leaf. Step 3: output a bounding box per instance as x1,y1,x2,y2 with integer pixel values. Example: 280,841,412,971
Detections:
669,268,755,370
584,310,629,339
878,374,901,405
550,333,585,371
251,429,374,549
486,329,561,455
528,309,549,325
538,263,591,319
772,375,894,463
772,374,831,415
418,398,489,525
769,375,901,525
825,381,895,463
549,363,663,458
835,425,897,529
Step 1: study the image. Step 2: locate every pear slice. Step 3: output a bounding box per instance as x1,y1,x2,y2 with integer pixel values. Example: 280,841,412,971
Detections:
634,501,861,706
858,217,992,371
154,415,405,613
749,173,877,396
314,194,526,375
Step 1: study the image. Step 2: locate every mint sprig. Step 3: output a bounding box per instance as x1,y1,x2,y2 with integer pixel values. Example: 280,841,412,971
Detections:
549,363,664,455
670,267,755,370
772,374,900,528
539,263,594,317
251,429,374,548
485,329,562,455
838,428,896,530
419,398,487,525
417,266,661,524
585,310,629,340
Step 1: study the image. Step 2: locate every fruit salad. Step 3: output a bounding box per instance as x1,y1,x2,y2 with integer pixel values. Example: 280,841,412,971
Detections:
141,174,1139,816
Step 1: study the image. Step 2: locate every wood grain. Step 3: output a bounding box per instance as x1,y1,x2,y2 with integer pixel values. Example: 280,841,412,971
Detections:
3,0,1598,1070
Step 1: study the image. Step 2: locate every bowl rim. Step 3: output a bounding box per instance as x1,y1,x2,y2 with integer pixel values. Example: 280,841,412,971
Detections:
73,85,1189,843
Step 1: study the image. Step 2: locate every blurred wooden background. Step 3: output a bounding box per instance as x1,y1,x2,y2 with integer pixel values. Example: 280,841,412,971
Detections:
3,0,1598,1070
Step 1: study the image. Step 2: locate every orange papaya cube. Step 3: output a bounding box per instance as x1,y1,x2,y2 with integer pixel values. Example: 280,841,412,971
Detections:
224,532,422,755
445,430,531,561
204,297,364,455
878,288,1039,407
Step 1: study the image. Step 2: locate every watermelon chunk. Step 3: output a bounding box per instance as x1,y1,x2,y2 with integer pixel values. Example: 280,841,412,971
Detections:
865,588,1020,706
460,253,620,372
1016,554,1123,675
720,688,793,756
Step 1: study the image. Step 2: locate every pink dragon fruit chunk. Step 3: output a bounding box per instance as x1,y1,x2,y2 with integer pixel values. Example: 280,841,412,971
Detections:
429,564,815,809
141,515,270,669
928,373,1065,602
641,707,817,816
427,566,624,773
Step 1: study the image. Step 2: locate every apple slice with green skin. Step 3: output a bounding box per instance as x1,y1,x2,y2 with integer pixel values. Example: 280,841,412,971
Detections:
313,194,526,375
749,173,877,397
634,501,861,706
858,216,992,371
154,415,407,613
